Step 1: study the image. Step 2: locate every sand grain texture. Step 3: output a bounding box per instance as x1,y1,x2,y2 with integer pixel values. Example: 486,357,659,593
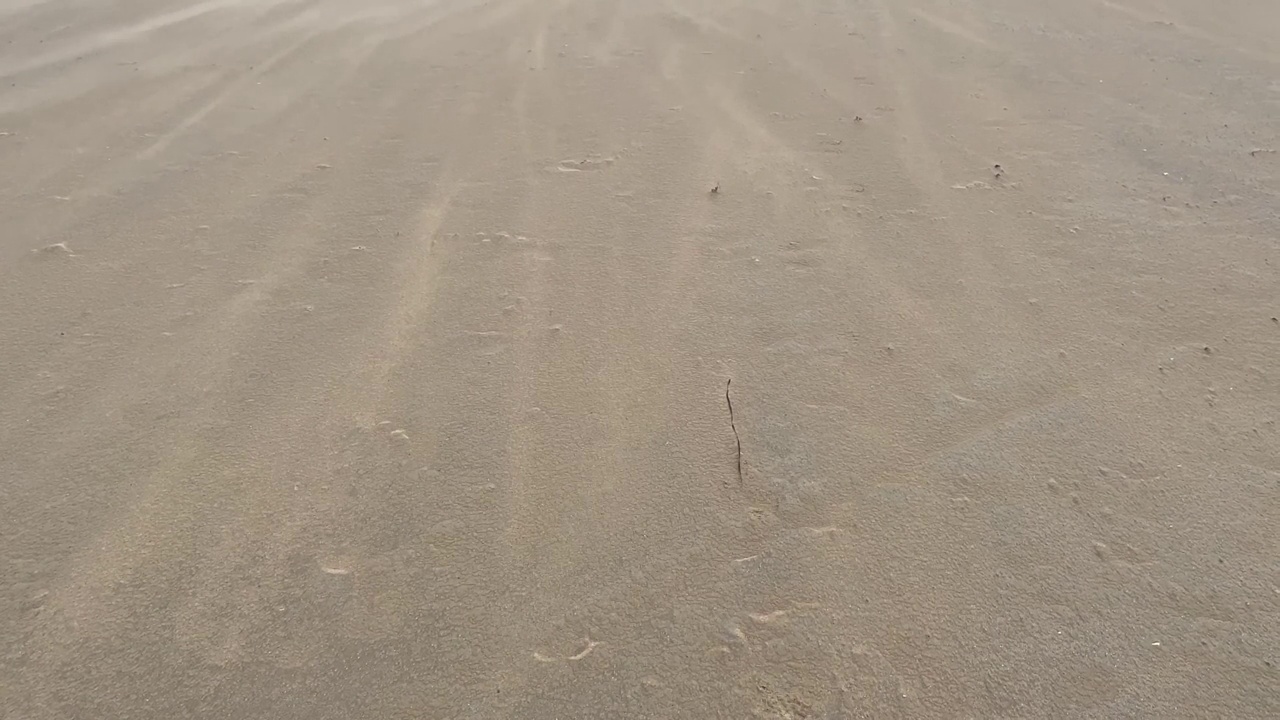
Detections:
2,0,1278,717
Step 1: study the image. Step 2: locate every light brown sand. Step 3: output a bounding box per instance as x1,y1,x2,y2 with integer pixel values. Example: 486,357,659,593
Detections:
2,0,1278,717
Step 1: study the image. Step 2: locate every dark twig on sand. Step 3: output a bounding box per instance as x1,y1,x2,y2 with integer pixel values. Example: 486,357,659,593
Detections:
726,378,742,483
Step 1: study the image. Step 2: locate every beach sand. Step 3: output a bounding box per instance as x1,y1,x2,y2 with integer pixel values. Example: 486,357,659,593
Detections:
2,0,1278,716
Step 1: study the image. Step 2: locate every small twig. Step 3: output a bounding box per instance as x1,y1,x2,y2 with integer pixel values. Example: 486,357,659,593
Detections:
726,378,742,483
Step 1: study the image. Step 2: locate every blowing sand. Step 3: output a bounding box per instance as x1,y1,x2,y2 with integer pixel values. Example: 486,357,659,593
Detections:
2,0,1279,717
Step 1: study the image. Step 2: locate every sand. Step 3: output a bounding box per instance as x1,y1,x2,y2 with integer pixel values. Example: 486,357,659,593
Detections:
2,0,1278,717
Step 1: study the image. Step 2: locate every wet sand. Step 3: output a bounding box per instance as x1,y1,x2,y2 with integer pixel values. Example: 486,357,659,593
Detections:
2,0,1278,717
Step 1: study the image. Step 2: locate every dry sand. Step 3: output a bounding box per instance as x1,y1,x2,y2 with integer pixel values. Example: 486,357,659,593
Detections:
2,0,1279,717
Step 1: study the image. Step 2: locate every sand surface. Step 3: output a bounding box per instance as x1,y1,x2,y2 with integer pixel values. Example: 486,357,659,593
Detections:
3,0,1279,717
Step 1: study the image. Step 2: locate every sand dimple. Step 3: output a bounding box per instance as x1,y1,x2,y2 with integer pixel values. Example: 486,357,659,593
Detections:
554,156,616,172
